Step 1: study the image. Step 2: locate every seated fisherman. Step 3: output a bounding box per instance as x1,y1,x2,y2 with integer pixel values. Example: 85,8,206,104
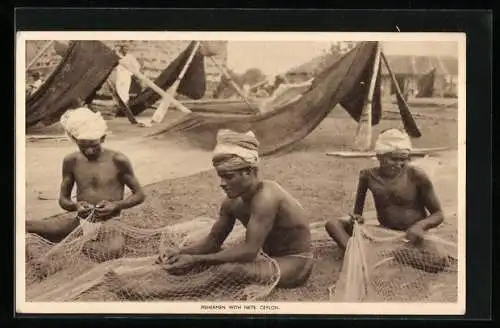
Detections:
157,129,314,288
26,107,146,246
325,128,445,251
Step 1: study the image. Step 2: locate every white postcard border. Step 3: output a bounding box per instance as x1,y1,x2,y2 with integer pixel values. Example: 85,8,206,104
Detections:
16,31,467,315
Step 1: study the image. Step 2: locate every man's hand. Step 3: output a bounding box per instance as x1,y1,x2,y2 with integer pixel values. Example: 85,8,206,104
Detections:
349,213,365,224
162,254,201,275
76,201,94,218
94,200,119,219
406,222,425,244
155,249,181,265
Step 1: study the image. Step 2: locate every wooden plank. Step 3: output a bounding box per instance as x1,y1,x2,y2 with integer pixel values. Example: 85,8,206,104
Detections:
151,41,201,124
325,147,453,158
117,56,192,114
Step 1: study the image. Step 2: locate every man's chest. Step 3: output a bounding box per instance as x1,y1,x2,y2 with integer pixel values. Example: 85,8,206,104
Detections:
74,162,120,187
368,174,420,205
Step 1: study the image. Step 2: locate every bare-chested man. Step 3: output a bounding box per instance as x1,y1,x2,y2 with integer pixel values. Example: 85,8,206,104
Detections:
157,130,313,288
26,107,145,246
325,128,445,250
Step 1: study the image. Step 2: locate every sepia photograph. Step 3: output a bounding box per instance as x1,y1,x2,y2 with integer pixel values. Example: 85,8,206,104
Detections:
16,31,465,315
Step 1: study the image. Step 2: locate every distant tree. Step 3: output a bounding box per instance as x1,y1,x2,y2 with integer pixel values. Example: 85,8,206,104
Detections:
240,68,267,86
314,41,359,75
212,67,267,99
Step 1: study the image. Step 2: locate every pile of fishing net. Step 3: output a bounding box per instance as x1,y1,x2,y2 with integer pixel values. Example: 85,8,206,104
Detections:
329,220,458,302
25,217,280,302
25,215,458,303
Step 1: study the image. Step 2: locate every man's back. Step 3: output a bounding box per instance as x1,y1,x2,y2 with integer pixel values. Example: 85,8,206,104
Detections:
228,180,311,257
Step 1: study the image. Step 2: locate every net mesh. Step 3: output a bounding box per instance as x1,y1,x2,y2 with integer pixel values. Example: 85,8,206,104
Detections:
25,217,457,303
25,217,280,302
329,221,458,302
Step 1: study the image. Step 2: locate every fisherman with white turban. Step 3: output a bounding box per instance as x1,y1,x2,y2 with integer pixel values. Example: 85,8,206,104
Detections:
157,129,314,289
27,107,145,261
60,106,109,142
325,128,445,251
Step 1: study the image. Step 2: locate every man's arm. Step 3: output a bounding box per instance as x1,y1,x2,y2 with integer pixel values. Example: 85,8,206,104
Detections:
195,190,278,264
352,170,369,215
180,200,236,255
413,167,444,230
58,155,77,212
113,153,146,210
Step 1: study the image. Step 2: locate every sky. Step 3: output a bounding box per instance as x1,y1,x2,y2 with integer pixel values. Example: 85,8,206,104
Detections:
226,41,459,76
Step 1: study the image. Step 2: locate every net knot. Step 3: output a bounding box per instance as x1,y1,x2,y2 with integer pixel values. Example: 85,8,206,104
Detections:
78,207,101,240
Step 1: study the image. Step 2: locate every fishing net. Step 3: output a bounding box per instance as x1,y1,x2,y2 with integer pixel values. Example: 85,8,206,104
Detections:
25,217,280,302
25,215,458,303
329,221,458,302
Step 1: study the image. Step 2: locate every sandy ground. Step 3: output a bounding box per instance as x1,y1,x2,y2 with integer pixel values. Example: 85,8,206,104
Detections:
24,110,216,221
23,103,458,222
24,135,214,221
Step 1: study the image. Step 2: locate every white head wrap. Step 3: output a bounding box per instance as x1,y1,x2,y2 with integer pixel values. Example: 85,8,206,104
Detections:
374,128,412,155
60,107,108,141
212,129,260,171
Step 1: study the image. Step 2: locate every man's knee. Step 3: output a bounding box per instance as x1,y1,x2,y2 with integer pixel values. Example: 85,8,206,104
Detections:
26,217,79,242
325,219,339,233
276,257,314,289
325,218,351,234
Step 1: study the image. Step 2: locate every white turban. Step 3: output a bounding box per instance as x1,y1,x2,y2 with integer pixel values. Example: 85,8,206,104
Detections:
60,107,108,141
374,128,412,155
212,129,260,171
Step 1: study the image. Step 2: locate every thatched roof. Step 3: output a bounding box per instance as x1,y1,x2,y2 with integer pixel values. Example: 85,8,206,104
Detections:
286,50,458,78
380,55,458,76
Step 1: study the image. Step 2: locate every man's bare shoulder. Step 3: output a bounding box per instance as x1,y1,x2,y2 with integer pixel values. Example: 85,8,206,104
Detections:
221,197,235,209
260,180,281,192
360,167,379,179
220,197,239,218
62,152,80,164
109,150,131,164
256,180,286,202
407,165,432,184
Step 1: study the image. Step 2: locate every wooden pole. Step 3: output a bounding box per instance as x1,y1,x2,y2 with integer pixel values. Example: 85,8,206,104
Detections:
105,80,138,125
151,41,201,123
26,40,54,71
208,56,261,114
117,57,192,114
249,79,268,91
353,42,381,151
